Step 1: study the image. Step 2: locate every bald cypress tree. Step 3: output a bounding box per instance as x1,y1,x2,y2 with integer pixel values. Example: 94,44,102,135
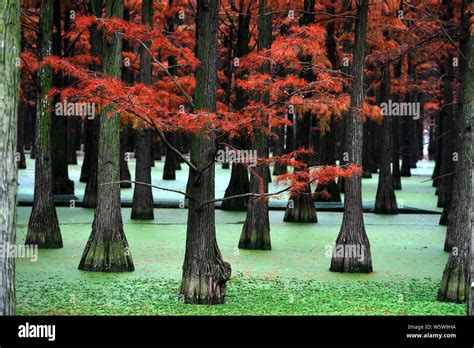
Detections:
179,0,231,304
26,0,63,248
330,0,372,273
0,0,20,315
78,0,134,272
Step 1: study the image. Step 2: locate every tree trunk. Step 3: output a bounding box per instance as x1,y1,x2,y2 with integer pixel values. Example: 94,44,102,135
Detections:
437,57,455,208
26,0,63,248
119,128,132,188
163,132,178,180
17,104,27,169
78,0,134,272
131,0,154,220
0,0,20,315
272,120,287,175
374,63,398,214
82,0,102,207
391,61,402,190
51,0,74,195
361,122,372,178
438,23,472,303
330,0,372,273
179,0,231,304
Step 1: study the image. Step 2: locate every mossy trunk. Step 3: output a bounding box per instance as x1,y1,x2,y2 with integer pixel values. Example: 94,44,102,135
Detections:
330,0,372,273
79,0,134,272
0,0,20,315
26,0,63,248
179,0,230,304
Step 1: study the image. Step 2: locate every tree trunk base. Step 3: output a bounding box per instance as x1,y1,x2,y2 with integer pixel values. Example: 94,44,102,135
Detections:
329,241,372,273
273,164,287,176
26,211,63,248
284,191,317,223
53,178,74,195
437,257,468,303
374,188,398,214
78,230,134,272
392,175,402,190
315,180,342,202
179,261,231,305
239,219,271,250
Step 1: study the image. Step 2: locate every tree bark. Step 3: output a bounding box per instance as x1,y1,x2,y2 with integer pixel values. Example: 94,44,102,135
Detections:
438,22,472,303
51,0,74,195
330,0,372,273
26,0,63,248
82,0,102,208
179,0,231,304
78,0,134,272
374,63,398,214
0,0,20,315
131,0,154,220
239,0,273,245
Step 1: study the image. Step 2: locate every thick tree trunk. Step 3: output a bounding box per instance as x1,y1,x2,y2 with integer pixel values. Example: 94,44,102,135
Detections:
79,0,134,272
0,0,20,315
330,0,372,273
26,0,63,248
131,0,154,220
179,0,231,304
374,63,398,214
438,12,472,304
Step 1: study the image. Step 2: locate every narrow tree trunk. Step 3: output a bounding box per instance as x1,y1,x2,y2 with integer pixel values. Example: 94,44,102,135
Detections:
51,0,74,195
0,0,20,315
17,104,27,169
437,56,455,208
163,132,178,180
330,0,372,273
131,0,154,220
391,61,402,190
119,128,132,188
82,0,101,207
179,0,231,304
239,0,273,247
26,0,63,248
374,63,398,214
79,0,134,272
361,122,372,178
272,120,287,175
